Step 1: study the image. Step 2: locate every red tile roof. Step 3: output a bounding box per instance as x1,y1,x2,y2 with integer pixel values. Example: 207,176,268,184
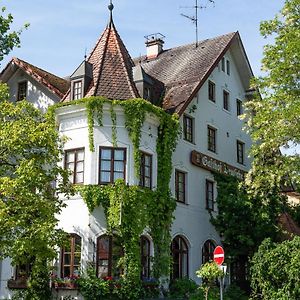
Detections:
63,20,139,102
134,32,239,114
278,212,300,239
0,57,69,98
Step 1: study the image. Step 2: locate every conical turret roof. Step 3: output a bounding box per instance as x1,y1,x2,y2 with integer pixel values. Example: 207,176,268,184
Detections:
63,13,139,101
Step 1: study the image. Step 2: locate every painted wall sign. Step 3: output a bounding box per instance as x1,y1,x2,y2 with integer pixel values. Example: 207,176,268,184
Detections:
191,150,245,180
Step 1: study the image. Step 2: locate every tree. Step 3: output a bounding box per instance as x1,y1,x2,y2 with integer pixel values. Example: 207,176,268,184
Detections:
0,6,29,62
0,84,70,299
211,174,282,259
244,0,300,197
250,236,300,299
196,261,223,300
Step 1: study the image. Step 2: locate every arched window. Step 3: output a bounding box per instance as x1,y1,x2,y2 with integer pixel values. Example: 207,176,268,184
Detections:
202,240,216,264
96,235,123,278
171,235,188,279
61,234,81,277
140,236,151,279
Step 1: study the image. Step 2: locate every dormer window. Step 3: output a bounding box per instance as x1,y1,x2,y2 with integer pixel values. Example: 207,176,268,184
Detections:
17,81,27,101
72,80,83,100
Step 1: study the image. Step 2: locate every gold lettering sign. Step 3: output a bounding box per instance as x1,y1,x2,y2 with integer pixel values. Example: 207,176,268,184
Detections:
190,150,245,180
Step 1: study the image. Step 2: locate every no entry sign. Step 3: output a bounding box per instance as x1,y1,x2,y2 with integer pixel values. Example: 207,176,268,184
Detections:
213,246,225,265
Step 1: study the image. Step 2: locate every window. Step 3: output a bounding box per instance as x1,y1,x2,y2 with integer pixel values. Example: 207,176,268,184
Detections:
144,87,152,101
226,60,230,75
223,90,230,111
140,236,151,279
17,81,27,101
221,57,225,72
65,148,85,184
207,126,216,153
7,260,33,288
183,115,194,143
206,180,214,211
208,81,215,102
73,80,83,100
236,99,243,116
202,240,216,264
140,152,152,188
61,234,81,278
175,170,186,203
237,140,245,164
99,147,126,184
171,236,188,279
96,235,123,278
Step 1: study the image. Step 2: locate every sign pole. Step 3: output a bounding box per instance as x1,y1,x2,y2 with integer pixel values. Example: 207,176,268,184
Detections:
213,246,225,300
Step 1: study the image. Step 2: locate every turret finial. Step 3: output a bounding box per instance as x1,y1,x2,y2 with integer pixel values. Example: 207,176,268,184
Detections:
108,0,114,25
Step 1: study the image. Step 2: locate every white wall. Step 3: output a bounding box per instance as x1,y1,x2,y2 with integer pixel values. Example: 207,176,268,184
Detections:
171,49,252,283
7,69,60,112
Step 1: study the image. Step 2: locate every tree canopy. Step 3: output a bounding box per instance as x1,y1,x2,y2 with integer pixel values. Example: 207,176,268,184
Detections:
244,0,300,196
0,6,29,62
251,236,300,299
0,84,70,299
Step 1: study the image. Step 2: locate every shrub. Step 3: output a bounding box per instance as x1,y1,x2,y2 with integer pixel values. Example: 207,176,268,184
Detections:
169,277,198,299
77,268,110,300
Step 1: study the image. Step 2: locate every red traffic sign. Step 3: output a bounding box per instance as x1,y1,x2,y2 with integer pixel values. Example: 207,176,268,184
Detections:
213,246,225,265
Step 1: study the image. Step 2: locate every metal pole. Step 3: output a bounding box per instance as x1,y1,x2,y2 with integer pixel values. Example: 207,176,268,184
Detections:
219,276,223,300
195,0,198,47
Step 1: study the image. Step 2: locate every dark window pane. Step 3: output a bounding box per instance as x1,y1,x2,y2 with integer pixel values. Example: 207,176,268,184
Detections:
99,148,126,184
183,115,194,143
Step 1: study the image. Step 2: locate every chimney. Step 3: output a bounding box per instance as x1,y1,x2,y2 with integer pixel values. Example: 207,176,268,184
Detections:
145,33,165,59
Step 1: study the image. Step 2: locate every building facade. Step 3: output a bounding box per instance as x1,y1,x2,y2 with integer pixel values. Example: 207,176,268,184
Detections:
0,5,253,299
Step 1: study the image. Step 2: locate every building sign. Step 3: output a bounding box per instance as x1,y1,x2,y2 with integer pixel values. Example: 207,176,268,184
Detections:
191,150,245,180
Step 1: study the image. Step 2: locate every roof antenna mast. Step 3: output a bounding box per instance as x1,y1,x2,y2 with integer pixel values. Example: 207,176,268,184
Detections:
180,0,215,48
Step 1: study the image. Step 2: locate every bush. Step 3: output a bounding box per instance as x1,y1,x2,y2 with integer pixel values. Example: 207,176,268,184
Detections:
77,268,110,300
169,277,198,299
224,284,249,300
250,237,300,299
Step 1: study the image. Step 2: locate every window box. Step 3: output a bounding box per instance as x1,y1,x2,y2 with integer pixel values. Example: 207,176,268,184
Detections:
51,275,79,290
7,277,28,289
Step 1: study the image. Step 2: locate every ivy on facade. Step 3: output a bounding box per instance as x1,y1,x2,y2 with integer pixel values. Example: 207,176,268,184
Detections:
50,96,180,282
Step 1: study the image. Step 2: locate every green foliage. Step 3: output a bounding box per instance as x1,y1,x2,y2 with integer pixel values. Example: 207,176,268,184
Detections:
250,236,300,299
224,284,249,300
169,277,198,299
211,173,282,259
54,95,179,281
244,0,300,196
0,90,71,296
196,262,223,300
110,103,117,147
0,7,29,62
77,267,110,300
196,262,223,284
78,180,176,284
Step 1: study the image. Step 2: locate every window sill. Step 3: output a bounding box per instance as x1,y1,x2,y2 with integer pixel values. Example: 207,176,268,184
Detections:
183,139,196,145
176,201,188,206
52,283,78,290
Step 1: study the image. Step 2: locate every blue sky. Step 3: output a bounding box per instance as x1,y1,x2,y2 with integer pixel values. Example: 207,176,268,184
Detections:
1,0,284,78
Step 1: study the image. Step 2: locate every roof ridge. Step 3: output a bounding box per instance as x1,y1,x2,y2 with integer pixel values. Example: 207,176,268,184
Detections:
93,26,112,96
13,57,66,82
133,31,237,62
12,57,68,98
111,25,139,98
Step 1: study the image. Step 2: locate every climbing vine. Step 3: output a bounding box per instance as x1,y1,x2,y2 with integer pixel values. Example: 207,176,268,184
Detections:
110,102,117,147
51,96,179,284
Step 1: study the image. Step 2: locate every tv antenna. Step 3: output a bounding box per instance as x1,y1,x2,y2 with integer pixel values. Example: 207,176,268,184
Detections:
180,0,215,47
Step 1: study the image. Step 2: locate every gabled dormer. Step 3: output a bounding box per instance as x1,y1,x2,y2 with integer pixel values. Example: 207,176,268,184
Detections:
133,65,153,101
70,60,93,100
